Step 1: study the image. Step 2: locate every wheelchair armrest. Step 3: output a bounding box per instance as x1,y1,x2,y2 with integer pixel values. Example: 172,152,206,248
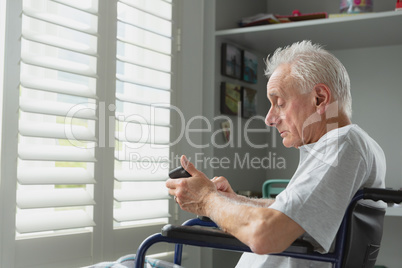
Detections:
162,224,249,250
285,239,315,254
161,224,314,254
363,188,402,204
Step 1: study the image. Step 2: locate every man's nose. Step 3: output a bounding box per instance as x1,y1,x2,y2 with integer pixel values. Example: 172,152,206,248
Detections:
265,108,277,126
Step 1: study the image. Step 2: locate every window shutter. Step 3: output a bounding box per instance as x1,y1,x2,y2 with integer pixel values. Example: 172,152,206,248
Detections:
113,0,173,227
2,0,176,265
16,0,99,235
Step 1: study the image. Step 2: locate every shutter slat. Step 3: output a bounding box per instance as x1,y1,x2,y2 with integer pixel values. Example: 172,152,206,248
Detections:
21,52,97,78
116,21,171,55
117,18,171,40
116,118,171,128
117,36,172,56
17,189,95,209
114,190,169,202
20,75,96,99
115,100,170,126
114,145,169,162
116,74,171,91
116,120,171,129
115,120,170,144
117,61,170,91
18,145,96,162
22,30,96,56
114,209,170,223
17,167,95,185
114,113,170,128
23,7,97,35
115,133,170,145
115,170,168,182
115,91,171,106
19,121,96,141
20,97,97,120
116,55,171,74
52,0,98,14
115,94,172,111
119,0,172,22
16,210,95,234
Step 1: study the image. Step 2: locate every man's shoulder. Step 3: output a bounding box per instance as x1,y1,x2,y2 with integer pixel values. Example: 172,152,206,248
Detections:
337,125,385,167
325,124,376,147
325,124,358,140
309,124,384,161
342,125,381,151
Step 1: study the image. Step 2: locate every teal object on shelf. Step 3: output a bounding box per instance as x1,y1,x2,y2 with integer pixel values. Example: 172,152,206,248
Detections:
262,179,290,198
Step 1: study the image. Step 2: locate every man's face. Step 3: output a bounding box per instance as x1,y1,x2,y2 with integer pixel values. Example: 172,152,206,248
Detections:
265,64,321,148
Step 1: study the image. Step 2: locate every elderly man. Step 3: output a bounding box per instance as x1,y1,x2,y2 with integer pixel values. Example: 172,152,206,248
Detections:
166,40,386,267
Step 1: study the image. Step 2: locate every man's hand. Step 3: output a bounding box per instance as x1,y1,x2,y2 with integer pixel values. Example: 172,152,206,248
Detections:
211,176,236,198
166,155,217,216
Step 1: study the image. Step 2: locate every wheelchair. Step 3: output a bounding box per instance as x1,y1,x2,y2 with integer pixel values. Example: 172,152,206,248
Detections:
135,187,402,268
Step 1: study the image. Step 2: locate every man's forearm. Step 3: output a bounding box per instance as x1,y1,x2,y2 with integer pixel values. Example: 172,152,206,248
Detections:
203,192,303,255
204,192,274,237
204,192,274,253
228,193,275,207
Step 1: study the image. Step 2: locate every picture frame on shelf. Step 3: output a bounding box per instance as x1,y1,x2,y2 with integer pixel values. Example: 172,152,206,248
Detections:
242,87,257,118
221,120,232,142
221,43,242,80
220,82,241,116
242,50,258,83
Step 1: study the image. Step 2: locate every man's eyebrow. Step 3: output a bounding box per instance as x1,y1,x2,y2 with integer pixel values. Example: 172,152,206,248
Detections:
269,88,288,99
268,90,280,97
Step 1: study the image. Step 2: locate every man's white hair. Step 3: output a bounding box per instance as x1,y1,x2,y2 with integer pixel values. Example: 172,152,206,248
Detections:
265,40,352,118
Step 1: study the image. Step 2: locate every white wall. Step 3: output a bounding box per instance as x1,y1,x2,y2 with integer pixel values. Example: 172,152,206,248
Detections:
0,0,6,188
215,0,266,30
332,45,402,189
173,1,206,267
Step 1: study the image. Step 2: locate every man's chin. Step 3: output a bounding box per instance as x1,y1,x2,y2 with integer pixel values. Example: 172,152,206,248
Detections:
282,138,300,149
282,139,293,148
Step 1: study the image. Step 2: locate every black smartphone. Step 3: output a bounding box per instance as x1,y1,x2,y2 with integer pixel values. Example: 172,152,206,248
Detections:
169,165,191,179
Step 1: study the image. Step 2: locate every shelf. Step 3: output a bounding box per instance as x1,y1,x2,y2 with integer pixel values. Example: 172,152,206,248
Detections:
215,11,402,53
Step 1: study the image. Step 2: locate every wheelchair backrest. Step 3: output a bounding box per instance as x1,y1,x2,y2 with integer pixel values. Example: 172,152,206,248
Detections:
342,202,385,268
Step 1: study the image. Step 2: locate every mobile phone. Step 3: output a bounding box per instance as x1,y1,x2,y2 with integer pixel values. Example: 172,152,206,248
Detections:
169,165,191,179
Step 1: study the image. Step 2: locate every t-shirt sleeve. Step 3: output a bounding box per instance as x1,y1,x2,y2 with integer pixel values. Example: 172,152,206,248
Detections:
269,137,368,253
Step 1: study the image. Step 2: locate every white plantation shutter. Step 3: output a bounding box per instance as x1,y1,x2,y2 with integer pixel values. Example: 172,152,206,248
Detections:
113,0,173,226
1,0,176,266
16,0,99,235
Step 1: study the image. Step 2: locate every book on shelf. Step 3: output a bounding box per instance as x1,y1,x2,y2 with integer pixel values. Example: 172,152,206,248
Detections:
239,10,328,27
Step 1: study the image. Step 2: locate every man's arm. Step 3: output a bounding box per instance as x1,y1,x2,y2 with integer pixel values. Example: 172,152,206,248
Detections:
205,192,304,254
166,155,305,254
211,176,275,207
230,195,276,207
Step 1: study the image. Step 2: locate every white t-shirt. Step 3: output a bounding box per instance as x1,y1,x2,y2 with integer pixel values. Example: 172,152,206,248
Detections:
236,124,386,268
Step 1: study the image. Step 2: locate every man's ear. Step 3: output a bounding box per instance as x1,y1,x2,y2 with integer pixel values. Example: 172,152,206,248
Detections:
313,84,331,114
